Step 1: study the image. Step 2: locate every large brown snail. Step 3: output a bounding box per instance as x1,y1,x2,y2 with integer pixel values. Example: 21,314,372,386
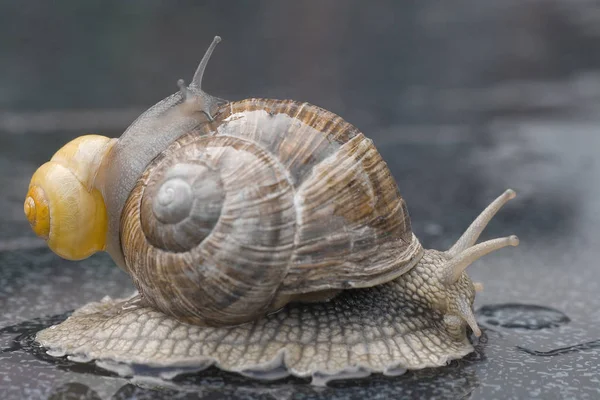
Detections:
25,36,519,384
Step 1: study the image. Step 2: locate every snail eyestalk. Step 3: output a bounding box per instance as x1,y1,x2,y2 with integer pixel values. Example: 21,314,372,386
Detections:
430,189,520,337
191,35,221,90
176,35,226,121
447,189,516,257
444,236,519,285
177,79,190,96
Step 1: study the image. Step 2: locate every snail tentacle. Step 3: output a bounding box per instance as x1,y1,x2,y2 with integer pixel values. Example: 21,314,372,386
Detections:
191,35,221,89
453,289,481,336
447,189,516,257
473,281,484,292
177,35,227,121
412,190,521,337
444,235,519,285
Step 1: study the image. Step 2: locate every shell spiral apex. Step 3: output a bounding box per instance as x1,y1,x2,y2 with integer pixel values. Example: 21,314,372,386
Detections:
24,185,50,239
141,158,225,252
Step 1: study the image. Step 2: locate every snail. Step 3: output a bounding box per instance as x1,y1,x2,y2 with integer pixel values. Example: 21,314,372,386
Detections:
25,36,519,384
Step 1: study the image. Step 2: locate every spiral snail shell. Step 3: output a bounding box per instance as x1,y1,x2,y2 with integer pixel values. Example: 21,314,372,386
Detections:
27,37,519,383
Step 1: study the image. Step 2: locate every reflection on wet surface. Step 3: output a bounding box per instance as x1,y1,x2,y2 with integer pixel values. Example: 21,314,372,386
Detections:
517,339,600,357
2,312,599,399
477,304,570,330
2,0,600,399
0,313,482,398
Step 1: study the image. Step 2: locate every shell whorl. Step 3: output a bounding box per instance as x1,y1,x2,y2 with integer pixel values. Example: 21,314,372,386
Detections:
142,155,224,251
121,135,297,326
120,98,422,327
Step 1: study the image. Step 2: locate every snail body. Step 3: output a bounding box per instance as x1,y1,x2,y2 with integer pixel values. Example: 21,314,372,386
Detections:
26,37,519,383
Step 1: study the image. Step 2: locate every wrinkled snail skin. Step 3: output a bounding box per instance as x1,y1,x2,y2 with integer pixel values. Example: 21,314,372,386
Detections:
36,220,516,382
35,257,476,382
27,36,520,382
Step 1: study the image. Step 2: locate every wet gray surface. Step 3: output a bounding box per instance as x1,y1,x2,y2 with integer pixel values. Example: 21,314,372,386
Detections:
1,1,600,399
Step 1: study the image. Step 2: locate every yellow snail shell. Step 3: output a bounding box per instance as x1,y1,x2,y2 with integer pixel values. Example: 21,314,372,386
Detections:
24,135,115,260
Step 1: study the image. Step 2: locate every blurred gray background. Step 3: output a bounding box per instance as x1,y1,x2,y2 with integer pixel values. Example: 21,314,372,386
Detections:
1,1,600,399
2,0,600,250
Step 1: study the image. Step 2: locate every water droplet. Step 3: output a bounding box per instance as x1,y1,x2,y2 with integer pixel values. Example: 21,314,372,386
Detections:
311,366,371,387
476,303,570,330
46,349,67,358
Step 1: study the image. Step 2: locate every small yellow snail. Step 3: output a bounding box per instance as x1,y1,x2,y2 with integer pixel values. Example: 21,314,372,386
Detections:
27,37,519,383
24,134,115,260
